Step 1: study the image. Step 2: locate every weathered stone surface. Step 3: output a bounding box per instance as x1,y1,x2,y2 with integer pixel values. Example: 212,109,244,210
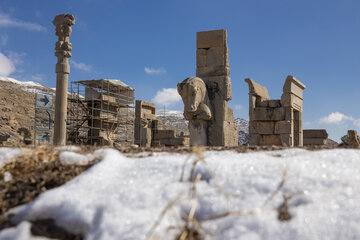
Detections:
268,100,282,108
275,121,292,134
280,134,292,146
281,94,303,110
303,129,328,139
259,100,282,108
254,107,285,121
197,29,226,49
248,134,260,145
348,130,360,147
245,76,305,147
245,78,270,101
259,135,282,146
179,29,237,146
197,66,230,78
135,100,189,147
249,121,275,135
304,138,327,145
153,129,176,140
160,137,190,147
283,75,306,99
204,76,232,100
53,14,75,146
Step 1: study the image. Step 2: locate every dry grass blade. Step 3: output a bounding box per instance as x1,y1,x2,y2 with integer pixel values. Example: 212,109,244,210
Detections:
261,169,287,208
199,169,288,222
146,190,186,240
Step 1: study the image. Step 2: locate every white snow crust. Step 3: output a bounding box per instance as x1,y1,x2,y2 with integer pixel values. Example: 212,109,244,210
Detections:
1,148,360,240
0,76,44,88
0,148,29,169
59,149,107,166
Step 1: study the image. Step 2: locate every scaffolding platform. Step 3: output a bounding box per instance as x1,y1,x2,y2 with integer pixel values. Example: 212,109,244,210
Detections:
67,79,135,146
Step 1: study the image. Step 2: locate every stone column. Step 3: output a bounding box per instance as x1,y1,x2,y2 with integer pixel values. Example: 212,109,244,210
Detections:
52,14,75,145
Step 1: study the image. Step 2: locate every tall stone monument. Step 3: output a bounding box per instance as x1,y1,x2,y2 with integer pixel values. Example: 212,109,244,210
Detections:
53,14,75,145
178,29,238,146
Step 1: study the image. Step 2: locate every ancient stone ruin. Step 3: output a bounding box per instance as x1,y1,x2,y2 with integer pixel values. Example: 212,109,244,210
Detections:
53,14,75,146
177,29,238,146
245,75,306,146
134,100,189,147
303,129,328,146
347,130,360,147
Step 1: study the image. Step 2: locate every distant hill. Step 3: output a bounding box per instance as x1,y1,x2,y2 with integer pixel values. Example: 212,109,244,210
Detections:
0,77,54,145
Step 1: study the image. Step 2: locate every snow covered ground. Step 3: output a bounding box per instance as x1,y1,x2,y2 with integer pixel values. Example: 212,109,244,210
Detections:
1,148,360,239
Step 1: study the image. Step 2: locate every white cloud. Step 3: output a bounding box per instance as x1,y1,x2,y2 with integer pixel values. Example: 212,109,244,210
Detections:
1,34,8,45
7,51,26,65
0,13,46,31
70,60,93,72
144,67,166,75
354,119,360,129
234,104,243,110
0,52,15,76
152,88,181,107
319,112,354,125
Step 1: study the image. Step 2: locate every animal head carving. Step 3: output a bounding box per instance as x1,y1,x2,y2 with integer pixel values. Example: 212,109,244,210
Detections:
178,77,211,121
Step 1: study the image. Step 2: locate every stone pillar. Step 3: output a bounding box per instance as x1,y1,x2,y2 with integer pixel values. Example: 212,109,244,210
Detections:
53,14,75,145
196,29,238,146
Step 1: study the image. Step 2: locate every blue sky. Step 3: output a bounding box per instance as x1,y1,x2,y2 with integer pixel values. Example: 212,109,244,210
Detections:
0,0,359,141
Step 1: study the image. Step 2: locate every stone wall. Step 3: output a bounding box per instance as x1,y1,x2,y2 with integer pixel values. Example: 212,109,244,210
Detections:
245,75,306,147
303,129,328,145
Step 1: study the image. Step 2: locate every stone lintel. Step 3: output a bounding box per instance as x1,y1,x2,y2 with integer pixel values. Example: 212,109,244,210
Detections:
303,138,327,145
303,129,328,139
197,29,227,49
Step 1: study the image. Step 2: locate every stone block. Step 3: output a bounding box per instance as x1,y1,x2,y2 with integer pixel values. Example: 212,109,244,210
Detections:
160,137,190,147
249,121,275,135
141,112,156,120
348,130,360,146
259,134,282,146
204,76,232,100
258,101,269,107
258,100,281,108
248,134,260,145
303,138,327,145
280,134,292,146
197,29,227,49
268,100,281,108
245,78,270,100
303,129,328,139
281,94,303,110
153,129,176,140
206,47,228,67
275,121,292,134
197,65,230,77
223,120,238,146
196,49,207,68
140,127,152,147
283,75,306,99
303,138,324,145
254,107,285,121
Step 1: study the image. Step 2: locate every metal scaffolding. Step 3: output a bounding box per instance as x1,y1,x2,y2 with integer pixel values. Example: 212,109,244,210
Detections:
67,79,134,146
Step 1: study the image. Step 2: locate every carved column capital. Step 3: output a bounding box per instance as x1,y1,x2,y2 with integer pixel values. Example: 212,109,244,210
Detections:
53,14,75,61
